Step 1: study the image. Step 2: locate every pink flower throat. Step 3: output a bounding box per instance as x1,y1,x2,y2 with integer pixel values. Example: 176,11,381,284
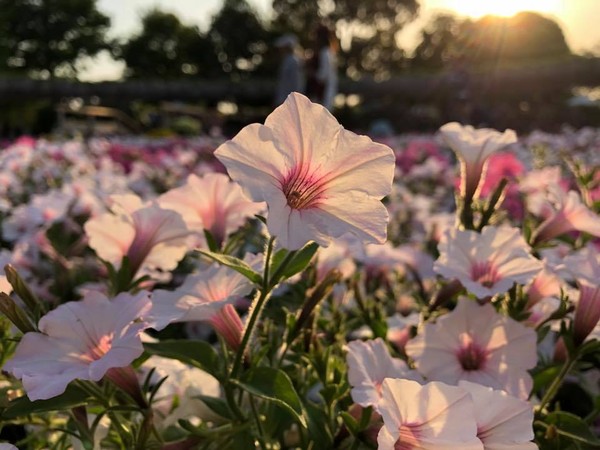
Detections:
82,334,114,362
470,260,500,288
281,164,327,210
395,423,421,450
456,336,488,371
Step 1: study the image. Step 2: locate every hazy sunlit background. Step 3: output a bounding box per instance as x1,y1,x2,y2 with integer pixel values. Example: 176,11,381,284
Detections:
82,0,599,81
2,0,600,137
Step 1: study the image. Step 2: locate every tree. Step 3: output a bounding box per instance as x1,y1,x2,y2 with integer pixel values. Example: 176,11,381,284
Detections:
467,12,571,64
209,0,272,79
272,0,420,77
118,9,218,79
411,14,470,70
411,11,571,70
0,0,110,78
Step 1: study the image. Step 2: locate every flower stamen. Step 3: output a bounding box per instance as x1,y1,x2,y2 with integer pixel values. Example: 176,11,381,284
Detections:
281,164,327,210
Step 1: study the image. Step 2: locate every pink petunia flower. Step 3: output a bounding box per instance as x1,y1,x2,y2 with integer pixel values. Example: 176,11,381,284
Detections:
214,92,395,250
440,122,517,202
2,189,74,242
210,303,244,352
378,378,483,450
3,291,152,401
531,189,600,245
519,167,565,217
435,226,543,299
84,194,191,277
346,338,422,411
150,256,259,329
405,299,537,399
158,173,265,247
562,246,600,345
459,381,537,450
526,265,563,309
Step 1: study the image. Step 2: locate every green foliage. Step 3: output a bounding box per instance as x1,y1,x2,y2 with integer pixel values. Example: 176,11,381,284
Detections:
233,367,307,427
269,242,319,287
538,411,600,449
143,340,221,378
272,0,419,77
210,0,274,79
118,9,219,79
196,249,262,285
1,384,91,420
118,1,272,80
411,11,572,70
0,0,110,78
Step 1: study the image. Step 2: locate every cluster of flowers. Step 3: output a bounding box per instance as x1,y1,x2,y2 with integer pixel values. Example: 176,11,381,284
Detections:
0,93,599,449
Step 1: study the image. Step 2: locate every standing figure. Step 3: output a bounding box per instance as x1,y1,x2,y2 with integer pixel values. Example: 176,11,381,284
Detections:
306,24,338,111
274,34,305,107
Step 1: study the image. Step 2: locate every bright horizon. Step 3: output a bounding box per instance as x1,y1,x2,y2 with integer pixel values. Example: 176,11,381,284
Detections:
430,0,565,19
78,0,600,81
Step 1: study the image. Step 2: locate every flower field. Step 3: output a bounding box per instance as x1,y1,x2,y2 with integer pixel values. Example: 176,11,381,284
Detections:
0,93,600,449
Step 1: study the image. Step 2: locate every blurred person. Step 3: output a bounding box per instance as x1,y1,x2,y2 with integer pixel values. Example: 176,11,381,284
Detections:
274,34,305,107
306,24,338,111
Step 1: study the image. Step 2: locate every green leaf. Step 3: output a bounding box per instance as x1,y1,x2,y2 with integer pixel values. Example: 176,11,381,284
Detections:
533,365,561,393
232,367,306,427
270,242,319,284
203,229,220,252
282,242,319,278
228,430,256,450
196,250,262,285
305,402,334,447
144,340,220,377
194,395,232,419
546,411,600,446
1,384,91,419
0,292,35,333
4,264,45,317
340,411,358,435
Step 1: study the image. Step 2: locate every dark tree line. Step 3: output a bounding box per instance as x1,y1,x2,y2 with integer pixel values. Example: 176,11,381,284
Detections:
0,0,574,81
412,11,571,70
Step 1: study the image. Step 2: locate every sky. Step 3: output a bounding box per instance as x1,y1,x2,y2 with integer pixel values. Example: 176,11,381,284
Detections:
79,0,600,81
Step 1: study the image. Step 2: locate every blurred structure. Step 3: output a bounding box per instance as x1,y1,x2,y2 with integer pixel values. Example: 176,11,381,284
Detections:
306,24,338,111
0,1,599,136
274,34,305,106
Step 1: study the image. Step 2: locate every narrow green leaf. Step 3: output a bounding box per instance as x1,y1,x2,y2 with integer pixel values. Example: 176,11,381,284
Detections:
533,365,561,393
340,411,358,435
281,242,319,279
305,402,334,447
0,292,35,333
232,367,306,427
4,264,45,316
2,384,91,419
144,340,220,377
546,411,600,446
196,250,262,285
203,229,219,252
194,395,232,419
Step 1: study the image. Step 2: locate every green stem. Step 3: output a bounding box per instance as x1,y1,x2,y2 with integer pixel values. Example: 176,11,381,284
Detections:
230,289,271,379
224,383,246,421
477,178,508,231
537,356,578,413
230,237,276,379
460,191,475,230
249,395,268,450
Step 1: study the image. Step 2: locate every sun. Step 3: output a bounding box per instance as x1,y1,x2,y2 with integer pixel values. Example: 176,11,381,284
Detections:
439,0,564,18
